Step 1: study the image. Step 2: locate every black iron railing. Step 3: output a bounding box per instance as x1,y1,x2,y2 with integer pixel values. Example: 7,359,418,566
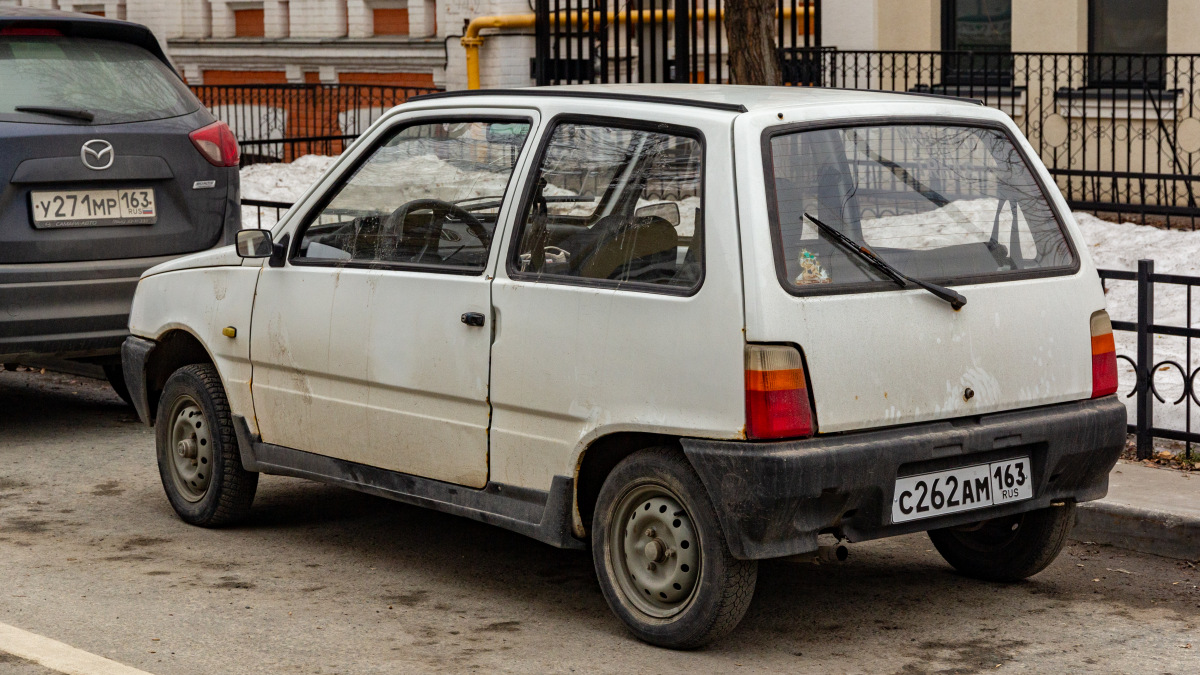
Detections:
241,198,294,230
1100,261,1200,459
815,50,1200,228
533,0,823,86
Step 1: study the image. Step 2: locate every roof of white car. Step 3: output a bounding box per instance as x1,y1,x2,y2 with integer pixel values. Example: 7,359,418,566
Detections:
413,84,983,114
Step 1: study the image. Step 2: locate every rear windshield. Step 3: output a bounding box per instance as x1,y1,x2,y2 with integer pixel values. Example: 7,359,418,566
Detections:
0,37,198,124
767,123,1076,291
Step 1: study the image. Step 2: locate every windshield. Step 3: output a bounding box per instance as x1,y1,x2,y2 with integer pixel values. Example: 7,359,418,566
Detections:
767,123,1075,291
0,37,199,124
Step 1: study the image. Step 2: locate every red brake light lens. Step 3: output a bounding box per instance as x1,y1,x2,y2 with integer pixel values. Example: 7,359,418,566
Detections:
189,120,240,167
0,27,64,36
745,345,814,440
1090,310,1118,398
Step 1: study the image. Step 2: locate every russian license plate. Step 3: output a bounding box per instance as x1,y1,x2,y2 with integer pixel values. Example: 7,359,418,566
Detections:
891,457,1032,524
30,188,156,228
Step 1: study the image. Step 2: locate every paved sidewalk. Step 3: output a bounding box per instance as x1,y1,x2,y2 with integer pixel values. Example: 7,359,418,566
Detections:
1074,460,1200,560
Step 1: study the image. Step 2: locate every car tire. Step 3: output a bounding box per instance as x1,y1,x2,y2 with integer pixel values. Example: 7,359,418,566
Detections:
103,363,133,406
155,363,257,527
591,447,757,649
927,503,1076,581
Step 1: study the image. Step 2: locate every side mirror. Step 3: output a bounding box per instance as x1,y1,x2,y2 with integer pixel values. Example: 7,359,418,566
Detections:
235,229,274,258
635,201,681,227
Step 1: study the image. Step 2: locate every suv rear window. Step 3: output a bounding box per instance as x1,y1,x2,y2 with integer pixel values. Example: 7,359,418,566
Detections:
766,123,1075,291
0,37,199,124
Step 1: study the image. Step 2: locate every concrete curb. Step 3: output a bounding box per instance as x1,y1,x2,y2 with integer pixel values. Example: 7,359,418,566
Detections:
1074,500,1200,561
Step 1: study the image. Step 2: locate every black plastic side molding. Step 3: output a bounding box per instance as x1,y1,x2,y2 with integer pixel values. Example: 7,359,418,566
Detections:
231,415,583,550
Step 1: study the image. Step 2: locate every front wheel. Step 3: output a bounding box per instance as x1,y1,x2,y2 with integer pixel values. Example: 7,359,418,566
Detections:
928,503,1076,581
155,363,258,527
591,447,757,649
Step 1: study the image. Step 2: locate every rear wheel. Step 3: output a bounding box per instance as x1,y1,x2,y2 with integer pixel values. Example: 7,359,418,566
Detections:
591,447,757,649
928,503,1076,581
155,363,257,527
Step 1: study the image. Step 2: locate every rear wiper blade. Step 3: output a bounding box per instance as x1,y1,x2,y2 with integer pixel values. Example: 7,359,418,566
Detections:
13,106,95,122
803,212,967,310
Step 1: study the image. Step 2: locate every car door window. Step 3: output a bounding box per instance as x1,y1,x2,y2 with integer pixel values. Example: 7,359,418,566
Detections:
296,119,531,272
510,121,703,291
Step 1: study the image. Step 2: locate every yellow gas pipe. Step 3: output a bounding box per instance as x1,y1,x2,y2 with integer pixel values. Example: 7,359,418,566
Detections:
461,7,814,90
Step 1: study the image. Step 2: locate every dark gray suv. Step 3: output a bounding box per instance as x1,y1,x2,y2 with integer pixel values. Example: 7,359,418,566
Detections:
0,8,239,401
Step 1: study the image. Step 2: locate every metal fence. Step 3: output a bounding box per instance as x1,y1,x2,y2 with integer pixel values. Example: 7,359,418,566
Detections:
813,50,1200,228
242,198,294,230
190,84,441,164
533,0,822,86
1100,261,1200,460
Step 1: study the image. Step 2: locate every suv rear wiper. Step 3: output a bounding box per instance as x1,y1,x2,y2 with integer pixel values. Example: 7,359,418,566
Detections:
804,212,967,310
13,106,95,122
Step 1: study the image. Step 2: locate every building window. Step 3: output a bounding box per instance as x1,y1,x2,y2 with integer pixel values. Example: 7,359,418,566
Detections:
940,0,1013,88
373,7,409,36
234,8,266,38
1088,0,1167,88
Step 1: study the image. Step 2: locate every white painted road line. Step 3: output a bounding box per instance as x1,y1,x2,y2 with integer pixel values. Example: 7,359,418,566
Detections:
0,622,153,675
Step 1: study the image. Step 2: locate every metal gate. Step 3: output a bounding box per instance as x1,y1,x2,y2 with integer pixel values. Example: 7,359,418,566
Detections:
533,0,823,86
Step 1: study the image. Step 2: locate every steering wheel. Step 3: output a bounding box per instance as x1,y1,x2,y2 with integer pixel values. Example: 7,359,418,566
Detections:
382,198,490,262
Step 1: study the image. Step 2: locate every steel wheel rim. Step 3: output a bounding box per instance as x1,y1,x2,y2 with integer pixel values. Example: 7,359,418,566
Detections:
609,482,701,619
166,394,213,502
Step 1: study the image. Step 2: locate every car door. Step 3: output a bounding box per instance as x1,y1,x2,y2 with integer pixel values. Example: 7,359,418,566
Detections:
487,113,748,492
249,112,537,487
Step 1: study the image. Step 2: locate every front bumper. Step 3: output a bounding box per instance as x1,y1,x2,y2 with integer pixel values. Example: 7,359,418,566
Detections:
681,397,1127,560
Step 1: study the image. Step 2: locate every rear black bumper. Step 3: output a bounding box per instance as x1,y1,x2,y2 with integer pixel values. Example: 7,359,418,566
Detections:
681,397,1127,560
0,255,176,362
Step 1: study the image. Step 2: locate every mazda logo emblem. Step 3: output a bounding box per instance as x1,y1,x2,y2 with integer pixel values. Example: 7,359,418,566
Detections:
81,139,114,171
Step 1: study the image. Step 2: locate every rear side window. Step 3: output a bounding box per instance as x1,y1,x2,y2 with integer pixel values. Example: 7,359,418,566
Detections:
511,121,703,292
767,123,1075,292
0,37,199,124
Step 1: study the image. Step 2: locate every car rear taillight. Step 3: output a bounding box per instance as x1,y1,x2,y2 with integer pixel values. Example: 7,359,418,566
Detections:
189,120,240,167
0,27,64,36
1090,310,1118,398
745,344,814,440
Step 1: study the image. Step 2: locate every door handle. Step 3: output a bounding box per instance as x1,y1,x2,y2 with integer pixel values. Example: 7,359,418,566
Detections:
461,312,486,327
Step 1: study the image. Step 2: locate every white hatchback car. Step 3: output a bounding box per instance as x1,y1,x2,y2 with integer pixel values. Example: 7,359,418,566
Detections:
123,85,1126,648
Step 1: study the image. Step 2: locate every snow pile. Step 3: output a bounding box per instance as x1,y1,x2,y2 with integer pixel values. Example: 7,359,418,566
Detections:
240,155,338,227
240,154,701,236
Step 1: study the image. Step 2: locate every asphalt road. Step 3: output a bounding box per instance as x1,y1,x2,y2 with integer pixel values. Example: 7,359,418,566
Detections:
1,368,1198,675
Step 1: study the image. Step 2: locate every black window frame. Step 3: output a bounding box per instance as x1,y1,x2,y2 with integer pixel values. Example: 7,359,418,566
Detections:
504,113,707,298
1086,0,1168,89
939,0,1015,89
760,116,1082,300
287,113,536,276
